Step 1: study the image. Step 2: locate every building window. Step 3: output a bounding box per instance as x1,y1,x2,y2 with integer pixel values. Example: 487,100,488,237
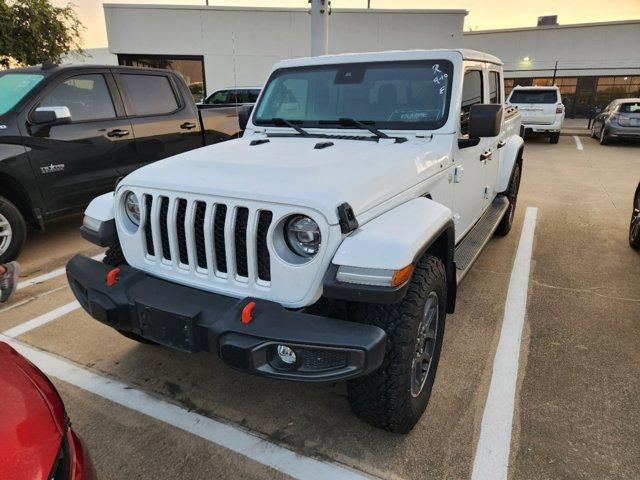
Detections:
118,55,206,103
595,76,640,108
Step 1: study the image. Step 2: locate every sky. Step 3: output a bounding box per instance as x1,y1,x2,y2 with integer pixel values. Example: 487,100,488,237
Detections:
55,0,640,49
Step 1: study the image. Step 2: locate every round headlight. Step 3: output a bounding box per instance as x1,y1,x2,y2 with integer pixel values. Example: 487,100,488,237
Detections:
285,215,321,257
124,192,140,226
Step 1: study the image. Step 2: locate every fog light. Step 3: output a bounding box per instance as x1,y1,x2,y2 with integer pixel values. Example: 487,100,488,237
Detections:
276,345,297,365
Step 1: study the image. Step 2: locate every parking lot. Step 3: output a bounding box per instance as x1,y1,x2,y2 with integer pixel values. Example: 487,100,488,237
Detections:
1,133,639,480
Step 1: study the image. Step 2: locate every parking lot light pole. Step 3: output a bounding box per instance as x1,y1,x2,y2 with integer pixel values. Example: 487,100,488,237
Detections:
310,0,330,56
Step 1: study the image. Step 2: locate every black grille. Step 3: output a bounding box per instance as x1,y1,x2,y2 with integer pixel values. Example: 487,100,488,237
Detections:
300,349,348,371
234,207,249,277
194,202,207,269
176,199,188,264
159,197,171,260
213,205,227,273
257,211,272,281
144,195,154,256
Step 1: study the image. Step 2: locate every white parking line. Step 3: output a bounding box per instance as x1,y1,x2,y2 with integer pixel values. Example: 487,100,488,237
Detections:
17,253,103,291
2,301,80,337
1,336,372,480
573,135,584,151
471,206,538,480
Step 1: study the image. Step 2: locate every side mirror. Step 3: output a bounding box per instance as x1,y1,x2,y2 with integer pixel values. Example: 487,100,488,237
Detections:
468,104,502,138
32,106,72,125
238,105,253,131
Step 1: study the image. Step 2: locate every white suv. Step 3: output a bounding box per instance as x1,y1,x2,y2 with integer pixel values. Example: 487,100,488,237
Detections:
507,85,564,143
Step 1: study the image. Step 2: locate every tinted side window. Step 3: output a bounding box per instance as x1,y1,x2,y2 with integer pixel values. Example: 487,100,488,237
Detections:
460,70,483,136
207,90,234,105
39,74,115,122
121,74,179,116
489,71,500,104
237,90,260,103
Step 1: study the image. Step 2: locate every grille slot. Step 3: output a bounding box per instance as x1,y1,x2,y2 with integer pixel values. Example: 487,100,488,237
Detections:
194,202,207,269
144,195,154,256
159,197,171,260
176,199,188,265
234,207,249,278
257,211,272,282
137,193,274,287
214,205,228,273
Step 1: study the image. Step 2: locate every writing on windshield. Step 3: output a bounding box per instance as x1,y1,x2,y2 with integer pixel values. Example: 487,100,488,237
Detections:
254,60,454,130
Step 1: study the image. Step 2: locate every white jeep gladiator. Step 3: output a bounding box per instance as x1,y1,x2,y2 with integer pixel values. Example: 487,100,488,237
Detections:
67,49,523,433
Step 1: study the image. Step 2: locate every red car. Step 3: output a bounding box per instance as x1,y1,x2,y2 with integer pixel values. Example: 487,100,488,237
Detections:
0,342,96,480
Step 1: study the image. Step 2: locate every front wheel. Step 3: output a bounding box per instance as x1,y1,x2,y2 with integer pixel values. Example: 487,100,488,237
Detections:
347,254,447,433
630,188,640,250
0,196,27,263
600,126,610,145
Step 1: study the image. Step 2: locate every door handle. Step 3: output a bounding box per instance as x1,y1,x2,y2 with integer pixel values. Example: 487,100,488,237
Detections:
107,129,129,138
497,140,506,149
480,150,493,161
181,122,197,130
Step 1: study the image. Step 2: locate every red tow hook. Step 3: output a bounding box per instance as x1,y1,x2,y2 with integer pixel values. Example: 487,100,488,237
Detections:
241,301,256,324
106,267,121,287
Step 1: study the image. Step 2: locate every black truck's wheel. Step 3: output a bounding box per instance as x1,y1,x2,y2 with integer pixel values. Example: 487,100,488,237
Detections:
102,243,157,345
495,161,522,237
630,188,640,250
347,254,447,433
0,196,27,263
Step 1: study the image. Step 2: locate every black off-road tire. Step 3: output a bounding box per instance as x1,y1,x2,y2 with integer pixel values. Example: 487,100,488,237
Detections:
630,188,640,250
102,243,157,345
549,132,560,144
0,196,27,263
495,160,522,237
347,254,447,433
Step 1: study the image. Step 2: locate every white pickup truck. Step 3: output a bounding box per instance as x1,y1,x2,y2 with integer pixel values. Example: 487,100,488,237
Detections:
67,49,523,433
507,85,565,143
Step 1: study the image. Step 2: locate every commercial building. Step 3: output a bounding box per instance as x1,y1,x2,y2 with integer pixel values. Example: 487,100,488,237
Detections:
102,4,640,117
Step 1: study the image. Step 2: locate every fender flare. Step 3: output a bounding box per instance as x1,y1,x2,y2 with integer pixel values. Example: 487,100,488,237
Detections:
85,192,115,221
325,197,457,312
80,192,116,247
496,136,524,193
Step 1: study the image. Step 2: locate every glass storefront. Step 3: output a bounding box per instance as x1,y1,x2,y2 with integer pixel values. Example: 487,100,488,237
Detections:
505,75,640,118
118,55,206,103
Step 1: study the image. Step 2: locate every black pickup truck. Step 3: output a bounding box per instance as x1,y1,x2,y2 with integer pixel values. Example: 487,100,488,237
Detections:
0,64,245,262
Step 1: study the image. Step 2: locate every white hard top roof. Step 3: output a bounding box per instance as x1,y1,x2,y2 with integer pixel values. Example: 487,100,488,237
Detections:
274,49,502,69
512,85,560,90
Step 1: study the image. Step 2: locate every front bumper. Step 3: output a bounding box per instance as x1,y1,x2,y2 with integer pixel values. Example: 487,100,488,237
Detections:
66,255,386,382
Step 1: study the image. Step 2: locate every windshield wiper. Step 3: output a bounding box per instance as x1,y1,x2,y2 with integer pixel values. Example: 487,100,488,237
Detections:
268,118,310,136
319,118,390,140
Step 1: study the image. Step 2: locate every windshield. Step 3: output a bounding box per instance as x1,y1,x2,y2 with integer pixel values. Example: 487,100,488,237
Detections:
0,73,44,115
254,60,454,130
619,102,640,113
509,89,558,104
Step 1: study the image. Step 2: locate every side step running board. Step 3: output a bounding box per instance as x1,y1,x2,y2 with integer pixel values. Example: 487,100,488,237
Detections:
455,196,509,284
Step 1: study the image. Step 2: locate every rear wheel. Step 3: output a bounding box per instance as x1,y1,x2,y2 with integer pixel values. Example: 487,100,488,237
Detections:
102,243,158,345
0,196,26,263
347,254,447,433
590,122,597,138
630,188,640,250
549,132,560,144
495,160,522,237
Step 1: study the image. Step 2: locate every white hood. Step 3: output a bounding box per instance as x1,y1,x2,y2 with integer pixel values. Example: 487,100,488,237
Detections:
121,135,451,224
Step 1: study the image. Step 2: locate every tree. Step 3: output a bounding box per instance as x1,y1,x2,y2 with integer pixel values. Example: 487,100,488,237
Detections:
0,0,84,68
